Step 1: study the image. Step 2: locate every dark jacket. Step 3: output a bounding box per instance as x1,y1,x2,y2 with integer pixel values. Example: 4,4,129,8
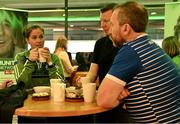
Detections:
0,81,28,123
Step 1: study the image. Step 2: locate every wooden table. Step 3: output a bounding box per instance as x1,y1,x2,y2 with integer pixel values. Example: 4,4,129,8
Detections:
15,95,109,117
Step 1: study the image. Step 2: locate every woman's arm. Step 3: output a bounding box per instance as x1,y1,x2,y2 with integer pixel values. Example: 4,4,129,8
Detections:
14,52,36,88
48,54,65,80
59,52,75,74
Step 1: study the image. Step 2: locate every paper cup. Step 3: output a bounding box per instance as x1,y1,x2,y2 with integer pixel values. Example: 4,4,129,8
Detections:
50,79,61,98
38,48,46,62
82,83,96,103
53,83,66,102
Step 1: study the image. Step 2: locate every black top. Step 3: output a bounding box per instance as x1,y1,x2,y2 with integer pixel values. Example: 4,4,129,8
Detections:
92,36,119,83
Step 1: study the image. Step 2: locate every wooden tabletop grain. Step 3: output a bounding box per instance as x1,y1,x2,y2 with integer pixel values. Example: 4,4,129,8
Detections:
15,95,109,117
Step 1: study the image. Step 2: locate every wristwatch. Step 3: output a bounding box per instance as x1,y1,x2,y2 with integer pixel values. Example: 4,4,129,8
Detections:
48,62,55,68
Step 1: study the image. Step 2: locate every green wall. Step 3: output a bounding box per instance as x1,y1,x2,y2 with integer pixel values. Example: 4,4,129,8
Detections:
164,2,180,38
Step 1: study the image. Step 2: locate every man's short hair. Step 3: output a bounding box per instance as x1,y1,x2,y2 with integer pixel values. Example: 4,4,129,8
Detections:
100,3,117,13
114,1,148,32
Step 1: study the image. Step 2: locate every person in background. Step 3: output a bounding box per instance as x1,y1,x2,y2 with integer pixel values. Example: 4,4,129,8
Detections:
162,36,180,70
80,3,119,85
54,35,78,85
14,25,64,89
97,1,180,123
75,52,92,71
77,3,131,123
67,51,73,65
174,15,180,41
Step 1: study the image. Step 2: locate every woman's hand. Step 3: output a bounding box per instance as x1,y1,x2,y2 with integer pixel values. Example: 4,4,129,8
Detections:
40,47,52,63
75,76,82,87
29,48,39,62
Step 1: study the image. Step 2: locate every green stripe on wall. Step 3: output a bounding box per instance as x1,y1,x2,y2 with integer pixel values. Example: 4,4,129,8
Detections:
28,16,164,22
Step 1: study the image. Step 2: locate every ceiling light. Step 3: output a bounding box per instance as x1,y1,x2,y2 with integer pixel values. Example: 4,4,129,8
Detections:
151,12,157,15
68,9,99,12
53,28,64,31
70,25,74,27
149,16,164,20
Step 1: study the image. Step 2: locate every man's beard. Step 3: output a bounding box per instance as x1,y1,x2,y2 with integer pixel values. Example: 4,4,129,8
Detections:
112,41,117,47
112,38,125,47
109,36,123,47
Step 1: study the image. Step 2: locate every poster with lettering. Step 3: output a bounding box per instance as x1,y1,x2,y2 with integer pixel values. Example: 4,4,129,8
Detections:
0,58,16,84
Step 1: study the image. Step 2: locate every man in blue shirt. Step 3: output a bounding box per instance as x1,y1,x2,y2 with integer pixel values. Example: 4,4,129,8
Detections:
97,1,180,123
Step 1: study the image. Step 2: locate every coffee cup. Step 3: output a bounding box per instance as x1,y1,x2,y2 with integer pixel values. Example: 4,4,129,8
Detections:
82,83,96,103
50,79,61,98
38,48,46,62
52,83,66,102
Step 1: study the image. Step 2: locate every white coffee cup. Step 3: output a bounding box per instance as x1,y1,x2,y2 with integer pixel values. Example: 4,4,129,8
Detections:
53,83,66,102
38,48,46,62
82,83,96,103
50,79,61,98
